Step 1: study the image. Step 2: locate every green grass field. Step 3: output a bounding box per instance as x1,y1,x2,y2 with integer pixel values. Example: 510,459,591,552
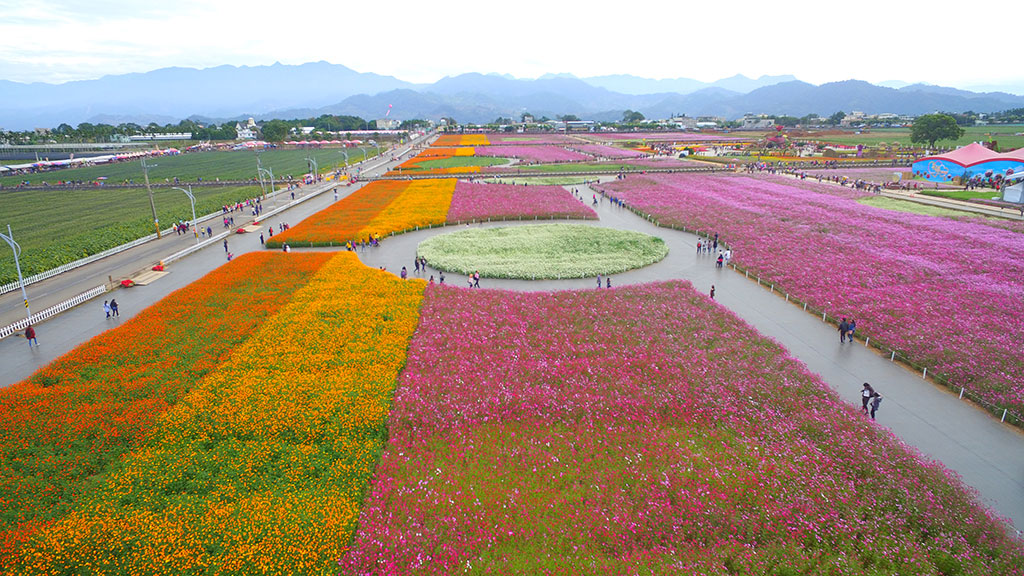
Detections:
917,188,1006,201
410,157,510,170
0,184,264,285
0,147,382,188
794,126,1024,150
857,196,994,218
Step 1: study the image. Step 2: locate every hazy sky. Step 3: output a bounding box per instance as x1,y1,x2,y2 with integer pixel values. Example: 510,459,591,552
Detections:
1,0,1021,92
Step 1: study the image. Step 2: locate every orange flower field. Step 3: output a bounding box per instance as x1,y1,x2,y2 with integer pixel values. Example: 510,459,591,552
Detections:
9,253,426,574
432,134,489,146
0,252,333,563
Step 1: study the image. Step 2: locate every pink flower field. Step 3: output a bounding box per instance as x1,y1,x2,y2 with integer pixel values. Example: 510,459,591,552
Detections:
474,145,594,163
342,283,1022,574
447,180,597,222
569,143,645,159
594,173,1024,418
486,134,578,145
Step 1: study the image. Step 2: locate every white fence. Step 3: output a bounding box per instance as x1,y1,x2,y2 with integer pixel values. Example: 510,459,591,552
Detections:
0,285,107,339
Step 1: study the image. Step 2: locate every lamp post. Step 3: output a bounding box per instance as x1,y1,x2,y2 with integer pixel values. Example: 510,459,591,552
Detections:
0,224,30,319
170,186,199,244
306,156,318,183
141,158,160,238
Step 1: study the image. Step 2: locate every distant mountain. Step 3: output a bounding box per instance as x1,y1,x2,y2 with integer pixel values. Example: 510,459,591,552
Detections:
1,62,1023,130
581,73,797,95
0,61,416,130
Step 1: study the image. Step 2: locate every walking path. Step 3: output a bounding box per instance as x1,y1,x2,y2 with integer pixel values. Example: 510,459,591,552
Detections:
2,166,1021,535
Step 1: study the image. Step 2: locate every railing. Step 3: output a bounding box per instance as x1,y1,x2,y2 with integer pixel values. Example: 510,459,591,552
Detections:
0,285,107,339
614,200,1024,430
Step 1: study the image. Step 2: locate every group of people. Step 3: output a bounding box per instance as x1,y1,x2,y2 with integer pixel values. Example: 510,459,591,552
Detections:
861,382,884,420
596,275,612,289
838,317,858,343
103,299,119,318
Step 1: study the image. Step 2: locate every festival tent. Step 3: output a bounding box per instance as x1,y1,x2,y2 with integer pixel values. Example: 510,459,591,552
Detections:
912,143,1024,181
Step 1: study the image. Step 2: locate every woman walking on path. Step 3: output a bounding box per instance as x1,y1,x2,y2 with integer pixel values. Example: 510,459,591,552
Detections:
861,382,876,415
103,300,111,319
25,324,37,348
110,299,119,317
870,393,883,420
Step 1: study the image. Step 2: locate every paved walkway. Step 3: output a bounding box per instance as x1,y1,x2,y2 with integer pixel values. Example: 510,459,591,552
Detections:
2,166,1021,535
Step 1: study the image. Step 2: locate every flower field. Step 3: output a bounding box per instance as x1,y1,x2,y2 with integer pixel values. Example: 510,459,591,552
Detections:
568,143,645,159
342,283,1024,574
416,224,668,279
474,145,593,163
594,173,1024,418
269,178,595,247
0,251,333,563
446,180,596,222
486,134,577,145
9,252,426,574
432,134,490,147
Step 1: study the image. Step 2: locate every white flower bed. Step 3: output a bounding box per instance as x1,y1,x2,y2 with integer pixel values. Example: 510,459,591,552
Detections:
417,224,668,279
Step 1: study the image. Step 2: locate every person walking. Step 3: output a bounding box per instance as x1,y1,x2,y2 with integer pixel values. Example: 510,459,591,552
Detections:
110,299,119,317
25,324,37,348
716,254,724,268
439,272,445,285
103,300,112,319
847,319,857,342
597,274,602,289
223,239,229,253
839,318,850,343
400,266,407,280
606,277,611,289
473,271,480,288
710,284,716,299
260,233,265,245
861,382,876,415
870,393,883,420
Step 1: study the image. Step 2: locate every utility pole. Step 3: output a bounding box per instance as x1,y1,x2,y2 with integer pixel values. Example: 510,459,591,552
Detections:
0,224,30,319
142,158,160,238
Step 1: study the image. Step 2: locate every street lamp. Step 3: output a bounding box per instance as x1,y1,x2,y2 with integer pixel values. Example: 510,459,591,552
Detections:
170,186,199,244
306,156,318,183
0,224,31,319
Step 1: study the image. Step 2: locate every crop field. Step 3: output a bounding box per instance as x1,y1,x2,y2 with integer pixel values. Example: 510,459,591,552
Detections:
0,184,262,284
0,147,382,187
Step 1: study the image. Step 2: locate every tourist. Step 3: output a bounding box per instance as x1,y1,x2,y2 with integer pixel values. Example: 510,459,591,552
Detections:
870,393,884,420
710,285,716,299
223,239,228,252
848,319,857,342
439,272,445,285
25,324,37,348
260,233,265,245
473,271,480,288
400,266,407,280
606,277,611,289
103,300,111,319
597,274,602,289
839,318,850,343
110,299,119,317
861,382,876,415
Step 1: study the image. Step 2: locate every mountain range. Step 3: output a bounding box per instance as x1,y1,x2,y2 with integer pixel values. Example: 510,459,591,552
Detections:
1,62,1023,130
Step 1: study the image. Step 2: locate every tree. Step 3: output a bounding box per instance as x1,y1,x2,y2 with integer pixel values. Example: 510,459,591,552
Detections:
260,120,289,142
622,110,645,123
828,111,846,125
910,113,965,148
558,114,580,122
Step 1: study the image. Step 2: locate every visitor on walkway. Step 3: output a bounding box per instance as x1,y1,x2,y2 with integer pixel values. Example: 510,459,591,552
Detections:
697,240,702,253
110,299,119,317
103,300,111,319
260,233,265,245
439,272,445,285
25,324,37,348
414,259,420,273
597,274,602,288
870,393,883,420
400,266,407,280
223,239,228,253
606,277,611,289
861,382,876,415
839,318,850,343
207,226,212,238
473,271,480,288
847,319,857,342
710,285,716,299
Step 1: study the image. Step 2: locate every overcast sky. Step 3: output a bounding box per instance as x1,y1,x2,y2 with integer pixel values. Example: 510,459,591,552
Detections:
1,0,1021,93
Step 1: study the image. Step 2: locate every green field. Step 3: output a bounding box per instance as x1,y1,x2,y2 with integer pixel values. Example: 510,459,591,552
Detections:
0,147,382,188
410,157,510,170
857,196,999,218
515,162,643,173
794,126,1024,150
0,184,264,285
918,188,1006,201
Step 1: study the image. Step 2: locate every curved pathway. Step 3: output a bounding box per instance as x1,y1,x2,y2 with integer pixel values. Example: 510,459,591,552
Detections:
347,181,1024,534
2,165,1021,534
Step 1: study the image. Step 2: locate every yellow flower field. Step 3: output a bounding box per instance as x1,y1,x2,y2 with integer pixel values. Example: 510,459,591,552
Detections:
11,252,426,575
359,178,456,238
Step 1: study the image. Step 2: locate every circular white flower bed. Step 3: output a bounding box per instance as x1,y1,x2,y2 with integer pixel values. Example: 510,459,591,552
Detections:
417,224,668,279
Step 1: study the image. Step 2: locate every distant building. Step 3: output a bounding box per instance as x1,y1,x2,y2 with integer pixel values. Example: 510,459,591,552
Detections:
376,118,400,130
235,124,256,140
741,115,773,130
551,120,596,132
